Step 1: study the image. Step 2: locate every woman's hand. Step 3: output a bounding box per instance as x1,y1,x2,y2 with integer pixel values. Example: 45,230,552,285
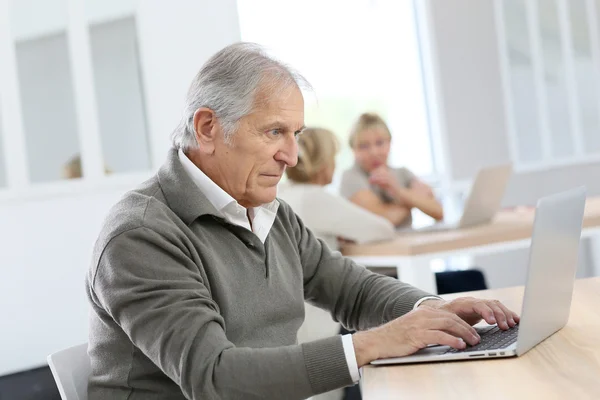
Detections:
337,237,356,247
369,166,407,204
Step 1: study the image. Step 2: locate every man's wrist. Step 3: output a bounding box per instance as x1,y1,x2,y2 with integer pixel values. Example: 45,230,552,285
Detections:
418,298,444,308
352,331,378,368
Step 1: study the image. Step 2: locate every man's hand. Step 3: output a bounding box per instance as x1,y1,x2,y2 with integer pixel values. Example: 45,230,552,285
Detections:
352,297,520,367
419,297,520,329
352,306,481,367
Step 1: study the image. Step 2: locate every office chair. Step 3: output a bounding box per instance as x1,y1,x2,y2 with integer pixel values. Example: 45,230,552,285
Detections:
47,343,90,400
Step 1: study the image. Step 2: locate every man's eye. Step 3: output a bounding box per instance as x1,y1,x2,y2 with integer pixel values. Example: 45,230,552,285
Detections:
294,130,303,140
269,129,281,136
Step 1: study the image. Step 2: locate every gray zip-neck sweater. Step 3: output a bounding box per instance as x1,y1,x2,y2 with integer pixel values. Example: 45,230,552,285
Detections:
86,148,432,400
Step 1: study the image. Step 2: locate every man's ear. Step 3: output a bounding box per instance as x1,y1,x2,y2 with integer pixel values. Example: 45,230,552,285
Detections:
193,108,219,154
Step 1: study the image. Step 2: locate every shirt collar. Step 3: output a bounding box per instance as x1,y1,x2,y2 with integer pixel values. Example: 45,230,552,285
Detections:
177,149,279,242
156,148,220,225
178,148,237,212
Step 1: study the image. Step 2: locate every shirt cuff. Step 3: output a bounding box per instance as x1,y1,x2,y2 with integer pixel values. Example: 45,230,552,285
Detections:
341,334,360,383
413,296,443,310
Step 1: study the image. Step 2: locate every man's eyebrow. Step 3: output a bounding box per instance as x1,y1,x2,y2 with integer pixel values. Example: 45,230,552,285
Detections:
260,121,306,132
259,120,285,130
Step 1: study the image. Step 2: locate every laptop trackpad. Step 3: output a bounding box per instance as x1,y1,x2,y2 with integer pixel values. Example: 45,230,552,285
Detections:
415,345,452,356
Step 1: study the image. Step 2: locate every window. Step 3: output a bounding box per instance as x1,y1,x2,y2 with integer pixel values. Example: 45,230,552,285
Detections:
16,32,82,183
90,17,151,175
569,0,600,154
1,0,151,188
539,0,573,158
497,0,600,170
237,0,435,184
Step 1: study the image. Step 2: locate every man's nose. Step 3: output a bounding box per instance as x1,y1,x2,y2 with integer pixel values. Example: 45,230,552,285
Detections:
275,135,298,167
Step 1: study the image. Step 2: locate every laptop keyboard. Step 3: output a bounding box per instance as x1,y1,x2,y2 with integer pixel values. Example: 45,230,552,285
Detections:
444,325,519,354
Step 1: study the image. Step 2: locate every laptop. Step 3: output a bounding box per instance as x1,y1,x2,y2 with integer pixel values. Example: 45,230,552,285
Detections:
413,164,513,232
372,186,587,365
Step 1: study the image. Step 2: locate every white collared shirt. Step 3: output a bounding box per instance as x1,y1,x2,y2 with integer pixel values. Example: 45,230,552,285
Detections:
178,149,437,383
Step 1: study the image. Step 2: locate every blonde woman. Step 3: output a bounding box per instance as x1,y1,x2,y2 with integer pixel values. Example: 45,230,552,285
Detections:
278,127,395,251
340,113,444,227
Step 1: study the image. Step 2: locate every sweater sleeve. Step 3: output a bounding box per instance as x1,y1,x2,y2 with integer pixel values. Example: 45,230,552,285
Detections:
90,226,353,400
284,202,435,331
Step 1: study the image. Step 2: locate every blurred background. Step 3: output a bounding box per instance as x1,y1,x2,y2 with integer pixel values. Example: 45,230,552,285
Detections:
1,0,599,398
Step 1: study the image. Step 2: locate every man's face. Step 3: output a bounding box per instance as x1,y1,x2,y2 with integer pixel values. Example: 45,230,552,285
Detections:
213,85,305,208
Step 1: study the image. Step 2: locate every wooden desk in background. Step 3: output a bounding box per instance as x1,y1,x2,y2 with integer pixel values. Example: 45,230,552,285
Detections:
360,277,600,400
341,197,600,293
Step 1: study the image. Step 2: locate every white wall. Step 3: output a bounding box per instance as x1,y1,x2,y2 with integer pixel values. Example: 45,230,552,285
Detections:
0,0,241,375
0,188,128,375
424,0,511,181
137,0,241,166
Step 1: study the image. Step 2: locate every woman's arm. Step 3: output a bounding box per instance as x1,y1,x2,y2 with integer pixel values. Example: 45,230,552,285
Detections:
395,179,444,221
349,189,411,227
369,168,444,222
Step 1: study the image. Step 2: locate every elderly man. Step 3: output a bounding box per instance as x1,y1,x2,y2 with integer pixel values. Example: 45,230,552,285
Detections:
86,43,519,400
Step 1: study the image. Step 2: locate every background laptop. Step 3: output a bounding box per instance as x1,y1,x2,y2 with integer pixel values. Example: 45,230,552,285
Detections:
414,164,513,232
373,186,587,365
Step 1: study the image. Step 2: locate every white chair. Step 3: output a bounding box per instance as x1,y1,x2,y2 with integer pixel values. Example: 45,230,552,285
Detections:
47,343,91,400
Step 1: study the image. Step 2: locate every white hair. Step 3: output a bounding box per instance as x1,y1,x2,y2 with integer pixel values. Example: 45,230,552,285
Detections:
171,42,311,150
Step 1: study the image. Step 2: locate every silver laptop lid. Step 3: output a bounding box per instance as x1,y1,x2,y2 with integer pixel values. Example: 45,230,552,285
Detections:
458,164,513,228
516,186,587,356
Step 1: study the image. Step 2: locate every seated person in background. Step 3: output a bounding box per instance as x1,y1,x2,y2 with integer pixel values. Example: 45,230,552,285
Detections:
62,154,112,179
340,113,443,227
278,127,395,251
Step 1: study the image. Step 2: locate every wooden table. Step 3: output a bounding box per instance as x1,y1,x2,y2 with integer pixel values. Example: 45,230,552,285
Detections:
341,197,600,293
360,277,600,400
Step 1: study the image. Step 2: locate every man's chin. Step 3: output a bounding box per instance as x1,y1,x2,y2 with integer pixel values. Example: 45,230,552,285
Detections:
261,193,278,205
247,189,278,207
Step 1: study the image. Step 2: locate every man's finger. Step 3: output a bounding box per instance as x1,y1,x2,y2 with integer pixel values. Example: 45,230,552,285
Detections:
486,301,510,329
512,311,521,323
424,330,467,350
430,316,480,346
472,302,497,325
494,301,518,328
